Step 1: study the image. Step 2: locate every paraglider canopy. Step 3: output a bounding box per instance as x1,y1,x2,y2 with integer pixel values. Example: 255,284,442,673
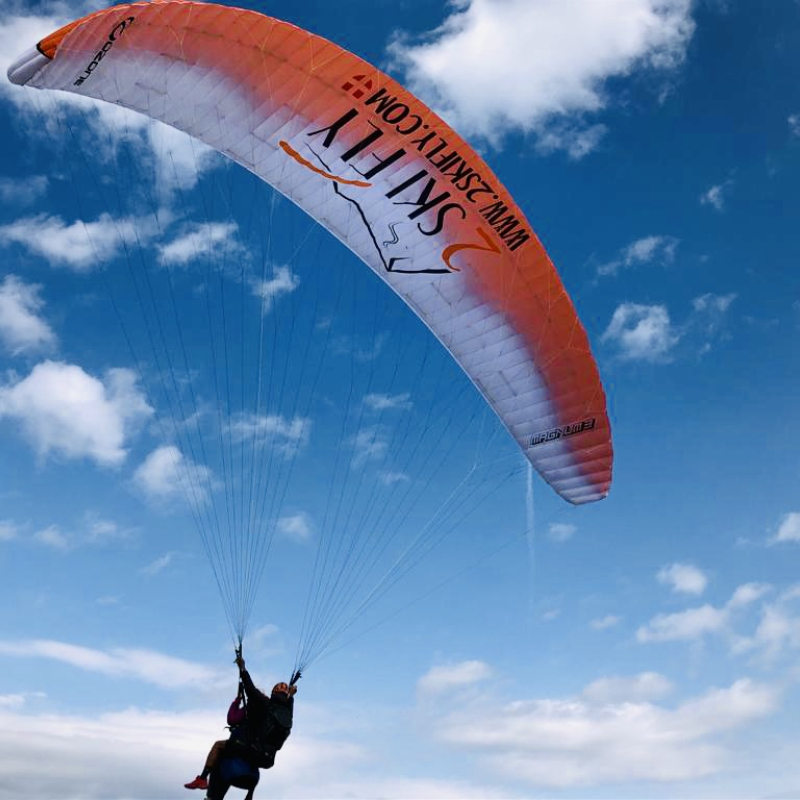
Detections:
7,0,612,504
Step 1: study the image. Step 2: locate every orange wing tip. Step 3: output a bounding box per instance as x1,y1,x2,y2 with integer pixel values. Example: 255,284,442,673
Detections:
8,6,136,85
36,18,85,59
7,15,88,84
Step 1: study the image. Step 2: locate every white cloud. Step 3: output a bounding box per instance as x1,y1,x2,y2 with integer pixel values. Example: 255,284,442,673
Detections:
133,450,178,500
693,293,736,315
378,470,411,485
141,552,173,576
277,512,313,543
333,332,389,363
2,513,133,550
364,392,412,412
0,698,377,800
731,585,800,663
621,234,678,264
790,114,800,138
390,0,694,151
157,221,242,267
0,693,26,710
0,275,56,355
657,563,708,595
637,604,728,643
601,303,680,362
351,426,389,467
83,514,129,544
547,522,576,542
623,236,677,266
244,623,282,654
0,361,152,466
583,671,673,704
0,175,48,206
96,595,121,606
431,676,777,787
133,445,212,503
0,638,225,690
33,524,69,551
0,520,19,541
700,180,734,211
418,660,493,695
534,121,608,159
602,296,735,362
590,614,621,630
737,606,799,662
0,688,485,800
0,214,155,272
252,265,301,312
674,679,779,735
0,633,787,799
692,292,736,355
228,412,311,455
638,582,773,646
0,213,158,272
144,116,221,197
728,582,771,609
597,234,679,277
318,776,513,800
1,515,131,549
772,512,800,543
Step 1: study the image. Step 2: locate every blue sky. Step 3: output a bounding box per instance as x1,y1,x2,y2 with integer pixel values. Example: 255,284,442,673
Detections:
1,0,800,798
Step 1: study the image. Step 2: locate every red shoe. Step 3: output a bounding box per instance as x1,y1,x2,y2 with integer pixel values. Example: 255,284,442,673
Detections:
184,776,208,790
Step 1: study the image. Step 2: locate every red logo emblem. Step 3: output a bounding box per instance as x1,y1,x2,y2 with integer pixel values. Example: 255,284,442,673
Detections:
342,74,374,99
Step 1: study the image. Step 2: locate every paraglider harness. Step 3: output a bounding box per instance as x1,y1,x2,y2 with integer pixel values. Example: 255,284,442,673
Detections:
228,649,299,770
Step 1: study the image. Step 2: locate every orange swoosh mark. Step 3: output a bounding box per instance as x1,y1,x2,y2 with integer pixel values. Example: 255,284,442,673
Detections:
441,227,501,272
279,141,372,188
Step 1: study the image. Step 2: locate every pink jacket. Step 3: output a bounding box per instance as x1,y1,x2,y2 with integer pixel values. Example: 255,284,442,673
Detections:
227,696,246,727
